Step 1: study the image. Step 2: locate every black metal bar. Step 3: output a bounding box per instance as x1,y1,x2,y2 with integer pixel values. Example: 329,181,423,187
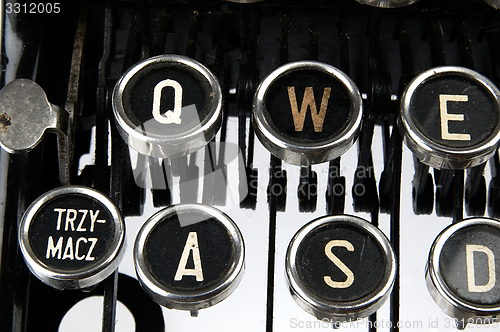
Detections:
338,10,350,77
326,157,345,215
102,271,119,332
326,9,349,217
464,164,486,216
150,2,170,57
367,9,381,73
485,19,500,84
488,153,500,218
452,169,465,223
280,10,290,65
0,155,31,332
214,10,230,170
238,4,259,209
121,10,143,71
265,155,279,332
389,125,403,332
94,0,113,194
136,0,151,59
454,18,488,218
426,16,447,67
309,8,319,61
96,3,118,332
485,20,500,219
397,15,434,215
62,3,86,185
455,18,475,70
201,11,230,206
397,16,414,80
186,10,200,59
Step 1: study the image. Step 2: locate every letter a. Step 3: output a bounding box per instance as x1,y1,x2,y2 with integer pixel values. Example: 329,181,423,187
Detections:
287,86,331,133
466,244,496,292
324,240,355,288
174,232,204,282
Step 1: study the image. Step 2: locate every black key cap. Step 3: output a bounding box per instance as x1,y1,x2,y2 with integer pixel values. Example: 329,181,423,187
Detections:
285,214,396,323
18,186,126,290
399,66,500,169
134,204,244,316
426,217,500,329
112,55,223,159
253,61,363,166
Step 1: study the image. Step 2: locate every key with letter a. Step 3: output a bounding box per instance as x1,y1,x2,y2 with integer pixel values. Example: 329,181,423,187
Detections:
134,204,244,317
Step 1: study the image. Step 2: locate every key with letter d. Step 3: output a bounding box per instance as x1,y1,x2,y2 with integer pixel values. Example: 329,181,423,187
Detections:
426,217,500,329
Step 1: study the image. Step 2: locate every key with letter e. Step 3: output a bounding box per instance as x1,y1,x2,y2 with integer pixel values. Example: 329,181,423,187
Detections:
399,66,500,169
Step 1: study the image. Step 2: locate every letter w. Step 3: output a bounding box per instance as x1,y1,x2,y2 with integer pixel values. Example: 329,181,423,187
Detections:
287,86,331,133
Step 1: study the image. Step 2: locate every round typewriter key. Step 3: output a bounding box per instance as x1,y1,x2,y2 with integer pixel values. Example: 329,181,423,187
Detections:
285,214,396,322
18,186,125,290
426,218,500,328
253,61,362,166
400,66,500,169
354,0,420,7
112,54,222,158
134,204,244,313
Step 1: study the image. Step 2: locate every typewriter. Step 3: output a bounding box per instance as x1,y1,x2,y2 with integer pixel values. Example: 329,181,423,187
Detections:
2,0,500,331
